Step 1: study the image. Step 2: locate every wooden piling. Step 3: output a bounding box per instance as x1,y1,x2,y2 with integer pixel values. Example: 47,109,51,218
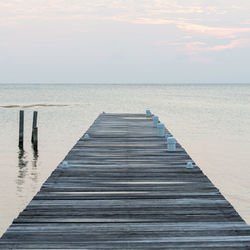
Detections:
32,127,38,151
18,110,24,149
31,111,38,143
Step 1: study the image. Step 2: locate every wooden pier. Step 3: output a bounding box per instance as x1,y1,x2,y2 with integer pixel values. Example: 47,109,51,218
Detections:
1,113,250,249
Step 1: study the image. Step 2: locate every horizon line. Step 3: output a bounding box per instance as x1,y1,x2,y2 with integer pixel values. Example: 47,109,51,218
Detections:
0,82,250,85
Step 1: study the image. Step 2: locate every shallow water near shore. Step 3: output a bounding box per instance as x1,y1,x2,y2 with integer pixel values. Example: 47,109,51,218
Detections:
0,83,250,236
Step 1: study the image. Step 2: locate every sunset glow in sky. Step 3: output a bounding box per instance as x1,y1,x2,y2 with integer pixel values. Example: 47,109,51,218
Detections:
1,0,250,83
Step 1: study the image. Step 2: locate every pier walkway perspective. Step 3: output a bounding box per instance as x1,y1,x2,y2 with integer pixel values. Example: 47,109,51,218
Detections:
1,113,250,249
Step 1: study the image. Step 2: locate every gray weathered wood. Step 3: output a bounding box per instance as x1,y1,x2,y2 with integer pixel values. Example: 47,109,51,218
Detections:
2,112,250,248
31,111,38,143
32,127,38,151
18,110,24,149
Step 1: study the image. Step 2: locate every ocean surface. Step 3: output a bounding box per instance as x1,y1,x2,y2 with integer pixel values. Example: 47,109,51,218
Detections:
0,83,250,237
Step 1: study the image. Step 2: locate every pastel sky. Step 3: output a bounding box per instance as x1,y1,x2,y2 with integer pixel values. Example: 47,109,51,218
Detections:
1,0,250,83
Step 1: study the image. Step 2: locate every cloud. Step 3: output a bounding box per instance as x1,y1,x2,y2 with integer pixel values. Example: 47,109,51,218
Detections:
111,16,175,24
112,15,250,39
164,39,250,55
1,0,250,40
198,38,250,51
176,23,250,38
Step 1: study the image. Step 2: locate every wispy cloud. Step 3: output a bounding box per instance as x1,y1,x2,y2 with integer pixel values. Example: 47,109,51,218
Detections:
1,0,250,38
198,38,250,52
163,39,250,55
176,23,250,38
113,16,250,39
111,16,175,24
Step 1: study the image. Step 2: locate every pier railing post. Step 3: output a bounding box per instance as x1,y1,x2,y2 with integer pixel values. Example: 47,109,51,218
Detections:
153,115,159,127
18,110,24,149
146,109,151,117
84,134,90,139
186,161,194,168
167,137,177,151
157,123,165,137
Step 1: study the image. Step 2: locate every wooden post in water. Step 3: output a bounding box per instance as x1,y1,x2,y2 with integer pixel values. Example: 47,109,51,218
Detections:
32,127,38,151
31,111,38,143
18,110,24,149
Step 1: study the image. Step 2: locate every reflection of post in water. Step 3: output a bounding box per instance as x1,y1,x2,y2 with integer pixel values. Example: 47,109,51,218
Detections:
17,147,39,194
18,150,27,168
32,147,39,161
30,146,39,187
16,149,28,192
32,147,39,171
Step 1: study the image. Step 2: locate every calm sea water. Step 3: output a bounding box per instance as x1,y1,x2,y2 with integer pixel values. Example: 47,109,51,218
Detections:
0,83,250,236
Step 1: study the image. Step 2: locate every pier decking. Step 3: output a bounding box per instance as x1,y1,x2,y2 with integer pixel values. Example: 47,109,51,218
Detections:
1,113,250,249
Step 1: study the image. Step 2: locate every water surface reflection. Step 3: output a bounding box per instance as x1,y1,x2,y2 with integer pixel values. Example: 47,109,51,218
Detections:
16,148,39,195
